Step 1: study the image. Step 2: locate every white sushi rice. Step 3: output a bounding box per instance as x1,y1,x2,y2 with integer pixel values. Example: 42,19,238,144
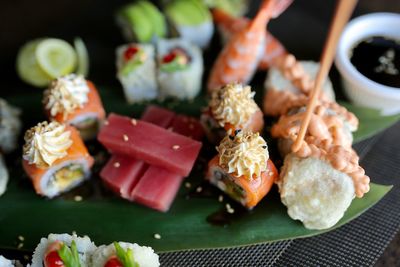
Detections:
157,38,203,100
38,159,92,198
264,61,336,101
30,233,96,267
278,154,355,230
0,98,22,153
174,21,214,49
91,242,160,267
0,255,15,267
116,44,158,103
0,154,9,197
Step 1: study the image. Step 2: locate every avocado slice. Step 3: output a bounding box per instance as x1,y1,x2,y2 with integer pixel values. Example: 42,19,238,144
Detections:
137,0,167,39
166,0,210,26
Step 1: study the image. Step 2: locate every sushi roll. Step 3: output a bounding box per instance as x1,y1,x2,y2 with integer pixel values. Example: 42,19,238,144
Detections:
22,121,94,198
91,241,160,267
30,233,96,267
0,256,15,267
115,0,167,43
206,130,278,209
200,83,264,144
264,54,336,116
278,145,370,230
157,38,203,100
0,154,9,197
165,0,214,49
43,74,105,140
116,43,158,103
0,98,22,153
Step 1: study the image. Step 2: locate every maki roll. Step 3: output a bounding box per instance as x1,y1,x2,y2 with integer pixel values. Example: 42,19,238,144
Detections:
200,83,264,144
165,0,214,49
157,38,203,100
30,233,96,267
22,121,94,198
115,0,167,43
92,241,160,267
116,43,158,103
206,130,278,209
0,98,21,153
0,155,9,197
43,74,105,140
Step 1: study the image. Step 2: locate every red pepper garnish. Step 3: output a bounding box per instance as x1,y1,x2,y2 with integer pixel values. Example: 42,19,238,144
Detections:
162,53,176,63
104,256,124,267
44,250,65,267
124,46,139,61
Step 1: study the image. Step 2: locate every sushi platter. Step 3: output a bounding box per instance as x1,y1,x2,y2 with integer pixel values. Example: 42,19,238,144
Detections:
0,0,399,265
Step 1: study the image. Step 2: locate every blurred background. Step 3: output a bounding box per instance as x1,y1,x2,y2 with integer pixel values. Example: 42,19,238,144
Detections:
0,0,399,265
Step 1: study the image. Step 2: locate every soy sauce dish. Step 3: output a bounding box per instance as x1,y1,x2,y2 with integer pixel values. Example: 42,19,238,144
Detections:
335,13,400,115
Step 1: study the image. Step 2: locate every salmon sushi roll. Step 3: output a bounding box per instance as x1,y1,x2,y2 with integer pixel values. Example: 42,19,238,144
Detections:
200,83,264,144
206,130,278,209
22,121,94,198
43,74,106,140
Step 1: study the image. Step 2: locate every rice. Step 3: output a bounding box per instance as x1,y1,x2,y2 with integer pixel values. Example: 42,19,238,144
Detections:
91,242,160,267
0,154,9,197
157,38,203,100
30,233,96,267
116,44,158,103
0,256,15,267
0,98,22,153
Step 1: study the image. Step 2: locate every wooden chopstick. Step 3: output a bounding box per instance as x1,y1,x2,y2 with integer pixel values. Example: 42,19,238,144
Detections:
292,0,358,152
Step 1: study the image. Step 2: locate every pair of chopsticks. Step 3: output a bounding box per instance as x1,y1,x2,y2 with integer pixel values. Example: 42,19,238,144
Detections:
292,0,358,152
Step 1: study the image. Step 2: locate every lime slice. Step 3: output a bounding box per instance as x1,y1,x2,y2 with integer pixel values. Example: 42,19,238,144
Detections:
16,39,52,87
74,37,89,77
36,38,77,79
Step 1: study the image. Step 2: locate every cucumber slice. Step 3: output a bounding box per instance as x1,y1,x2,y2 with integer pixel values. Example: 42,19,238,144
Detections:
16,39,52,87
137,0,167,39
35,38,77,79
74,37,89,77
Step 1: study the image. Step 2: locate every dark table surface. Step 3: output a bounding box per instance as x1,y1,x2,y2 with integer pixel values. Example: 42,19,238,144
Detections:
1,0,400,266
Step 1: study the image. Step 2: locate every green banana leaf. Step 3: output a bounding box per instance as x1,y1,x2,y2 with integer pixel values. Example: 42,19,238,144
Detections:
0,87,394,253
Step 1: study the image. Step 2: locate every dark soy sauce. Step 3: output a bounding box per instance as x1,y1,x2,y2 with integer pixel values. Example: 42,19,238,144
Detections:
350,36,400,88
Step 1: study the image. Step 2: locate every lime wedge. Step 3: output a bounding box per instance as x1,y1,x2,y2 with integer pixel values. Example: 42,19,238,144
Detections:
74,37,89,77
36,38,77,79
16,39,52,87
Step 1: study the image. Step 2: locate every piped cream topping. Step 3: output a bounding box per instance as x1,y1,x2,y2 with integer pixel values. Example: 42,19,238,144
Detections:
23,121,72,168
217,131,269,179
210,83,259,128
43,74,90,119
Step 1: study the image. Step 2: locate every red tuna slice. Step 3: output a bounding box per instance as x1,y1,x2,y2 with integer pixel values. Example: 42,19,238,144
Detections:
98,113,202,177
170,114,204,141
131,165,184,212
140,105,175,128
100,155,148,199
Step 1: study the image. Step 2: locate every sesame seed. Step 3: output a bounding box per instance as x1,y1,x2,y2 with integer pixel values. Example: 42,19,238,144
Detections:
218,195,224,202
226,203,235,214
189,124,194,129
18,235,24,241
196,186,203,193
172,145,180,150
113,162,120,168
74,195,83,202
72,231,77,235
17,243,23,249
131,119,137,126
185,182,191,188
154,233,161,239
123,134,129,141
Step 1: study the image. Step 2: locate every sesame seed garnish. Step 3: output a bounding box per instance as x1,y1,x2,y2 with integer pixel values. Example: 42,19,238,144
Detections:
123,134,129,141
113,162,120,168
226,203,235,214
218,195,224,202
196,186,203,193
189,124,194,129
18,235,24,241
72,231,77,235
131,119,137,126
185,182,191,189
172,145,180,150
17,243,24,249
74,195,83,202
154,233,161,239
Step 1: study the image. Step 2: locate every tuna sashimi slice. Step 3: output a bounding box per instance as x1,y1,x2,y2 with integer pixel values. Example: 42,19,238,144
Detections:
140,105,175,128
131,165,184,212
170,114,204,141
100,155,147,199
98,113,202,176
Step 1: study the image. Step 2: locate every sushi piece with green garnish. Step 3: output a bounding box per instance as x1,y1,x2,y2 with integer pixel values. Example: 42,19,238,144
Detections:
165,0,214,48
116,1,167,44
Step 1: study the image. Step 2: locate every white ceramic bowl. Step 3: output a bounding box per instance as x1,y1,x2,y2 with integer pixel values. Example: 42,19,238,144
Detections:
335,13,400,115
